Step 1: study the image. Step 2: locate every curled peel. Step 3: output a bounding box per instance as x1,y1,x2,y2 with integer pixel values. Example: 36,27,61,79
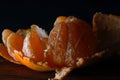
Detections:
14,50,54,71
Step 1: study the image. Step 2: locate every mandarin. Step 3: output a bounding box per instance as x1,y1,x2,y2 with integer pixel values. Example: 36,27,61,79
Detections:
2,29,13,46
6,32,24,63
45,16,97,68
22,25,48,63
14,25,53,71
0,43,18,64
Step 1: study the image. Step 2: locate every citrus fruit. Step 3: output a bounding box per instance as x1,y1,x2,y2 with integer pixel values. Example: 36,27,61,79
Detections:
0,43,18,64
6,32,24,63
45,16,97,68
13,25,53,71
22,25,48,63
14,50,53,71
2,29,13,46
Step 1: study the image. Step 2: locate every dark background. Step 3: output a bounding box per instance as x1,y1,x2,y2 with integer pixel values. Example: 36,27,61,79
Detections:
0,0,120,33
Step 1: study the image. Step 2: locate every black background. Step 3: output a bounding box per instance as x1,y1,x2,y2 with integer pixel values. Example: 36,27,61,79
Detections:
0,0,120,33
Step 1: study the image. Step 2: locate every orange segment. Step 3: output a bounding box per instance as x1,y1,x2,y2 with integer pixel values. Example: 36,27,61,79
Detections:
0,43,19,64
46,16,97,68
31,25,48,45
45,17,68,67
31,25,48,39
14,25,53,71
7,32,24,63
66,16,97,57
14,50,53,71
54,16,66,25
22,25,48,63
2,29,13,46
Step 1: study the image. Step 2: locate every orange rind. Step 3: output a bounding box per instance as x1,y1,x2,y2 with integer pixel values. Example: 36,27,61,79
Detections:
14,50,53,71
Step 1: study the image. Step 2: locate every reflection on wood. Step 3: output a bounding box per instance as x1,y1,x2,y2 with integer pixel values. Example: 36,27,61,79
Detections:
0,56,120,80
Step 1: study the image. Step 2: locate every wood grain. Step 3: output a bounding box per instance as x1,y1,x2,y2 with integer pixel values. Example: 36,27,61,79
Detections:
0,44,119,80
0,57,54,80
0,55,120,80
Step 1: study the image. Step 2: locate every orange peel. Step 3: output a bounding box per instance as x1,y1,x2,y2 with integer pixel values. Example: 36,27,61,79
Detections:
14,50,53,71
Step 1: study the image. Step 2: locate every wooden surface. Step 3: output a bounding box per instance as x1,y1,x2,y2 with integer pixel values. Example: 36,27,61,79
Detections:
0,56,120,80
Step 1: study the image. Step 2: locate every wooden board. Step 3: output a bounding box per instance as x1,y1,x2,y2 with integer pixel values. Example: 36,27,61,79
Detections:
0,56,120,80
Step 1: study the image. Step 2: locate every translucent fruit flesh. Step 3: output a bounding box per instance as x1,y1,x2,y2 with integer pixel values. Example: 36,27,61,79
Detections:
0,43,19,64
2,29,13,46
46,16,97,68
22,25,48,63
6,33,24,63
14,25,53,71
